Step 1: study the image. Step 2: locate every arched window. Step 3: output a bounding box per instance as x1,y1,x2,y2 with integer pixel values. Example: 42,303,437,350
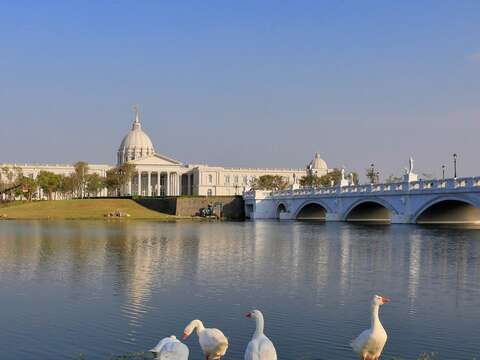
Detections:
208,174,213,184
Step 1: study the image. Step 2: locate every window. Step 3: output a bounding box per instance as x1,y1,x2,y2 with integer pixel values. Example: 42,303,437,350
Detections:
225,175,230,184
243,176,248,184
208,174,213,184
207,189,213,196
234,176,239,184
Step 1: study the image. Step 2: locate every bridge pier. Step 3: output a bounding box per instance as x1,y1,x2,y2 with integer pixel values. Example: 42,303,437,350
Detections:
325,213,342,221
391,214,411,224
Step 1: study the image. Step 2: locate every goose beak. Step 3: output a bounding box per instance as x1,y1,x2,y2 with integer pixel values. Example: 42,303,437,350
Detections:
182,332,189,340
245,312,252,318
381,296,390,304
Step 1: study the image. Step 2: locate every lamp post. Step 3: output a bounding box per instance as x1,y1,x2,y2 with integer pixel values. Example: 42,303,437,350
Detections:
370,163,375,184
442,165,445,180
376,171,380,184
453,153,457,178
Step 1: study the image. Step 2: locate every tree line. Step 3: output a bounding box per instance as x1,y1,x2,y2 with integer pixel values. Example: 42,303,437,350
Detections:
249,169,360,191
0,162,136,201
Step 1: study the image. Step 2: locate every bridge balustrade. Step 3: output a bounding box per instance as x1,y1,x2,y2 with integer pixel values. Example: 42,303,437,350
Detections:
243,176,480,200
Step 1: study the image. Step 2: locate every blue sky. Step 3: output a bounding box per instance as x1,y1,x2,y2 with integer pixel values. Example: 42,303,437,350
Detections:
1,1,479,179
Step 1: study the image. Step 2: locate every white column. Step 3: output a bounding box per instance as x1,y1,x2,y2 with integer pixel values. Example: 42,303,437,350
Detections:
147,171,152,196
138,172,142,195
128,178,132,196
165,172,169,196
169,173,174,196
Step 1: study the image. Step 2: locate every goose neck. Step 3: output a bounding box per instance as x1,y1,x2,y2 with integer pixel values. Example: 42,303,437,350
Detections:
195,320,205,334
370,304,381,329
254,314,265,338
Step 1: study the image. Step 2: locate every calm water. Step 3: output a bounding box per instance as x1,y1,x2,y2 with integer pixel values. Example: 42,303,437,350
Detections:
0,220,480,360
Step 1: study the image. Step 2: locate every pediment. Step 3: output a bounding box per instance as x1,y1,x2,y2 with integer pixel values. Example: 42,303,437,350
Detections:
129,153,182,166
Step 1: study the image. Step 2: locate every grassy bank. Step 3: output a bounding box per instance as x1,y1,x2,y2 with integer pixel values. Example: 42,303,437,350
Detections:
0,199,176,220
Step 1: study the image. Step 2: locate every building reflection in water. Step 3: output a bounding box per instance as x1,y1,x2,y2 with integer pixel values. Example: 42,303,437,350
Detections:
1,221,480,359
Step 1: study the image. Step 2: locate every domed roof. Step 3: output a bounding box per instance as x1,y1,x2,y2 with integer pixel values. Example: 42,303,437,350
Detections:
117,107,155,164
119,122,154,151
309,152,328,170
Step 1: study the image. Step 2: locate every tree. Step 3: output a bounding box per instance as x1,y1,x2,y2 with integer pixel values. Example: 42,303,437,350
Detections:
74,161,89,198
106,163,136,196
250,175,289,191
37,171,61,200
366,167,378,184
1,166,14,185
58,174,75,199
1,166,22,200
106,168,121,195
86,173,105,197
319,168,342,187
299,174,323,187
300,169,359,188
385,174,402,184
16,176,37,201
118,163,136,189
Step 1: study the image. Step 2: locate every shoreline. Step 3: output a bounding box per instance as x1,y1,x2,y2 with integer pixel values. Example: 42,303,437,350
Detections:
0,199,221,221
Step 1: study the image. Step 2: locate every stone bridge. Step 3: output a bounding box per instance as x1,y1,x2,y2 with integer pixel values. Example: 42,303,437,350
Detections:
243,177,480,224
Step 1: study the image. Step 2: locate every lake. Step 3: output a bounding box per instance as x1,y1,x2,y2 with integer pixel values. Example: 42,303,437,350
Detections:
0,220,479,359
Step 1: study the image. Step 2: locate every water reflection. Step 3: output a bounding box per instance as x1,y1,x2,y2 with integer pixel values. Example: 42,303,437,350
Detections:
0,221,479,359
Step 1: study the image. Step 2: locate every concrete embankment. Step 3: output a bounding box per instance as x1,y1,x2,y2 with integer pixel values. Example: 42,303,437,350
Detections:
135,196,245,220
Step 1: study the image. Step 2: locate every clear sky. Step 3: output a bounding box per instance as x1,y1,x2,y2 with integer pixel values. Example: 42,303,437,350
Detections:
1,1,479,179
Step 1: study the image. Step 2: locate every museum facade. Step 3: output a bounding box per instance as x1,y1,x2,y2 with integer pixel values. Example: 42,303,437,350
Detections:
1,109,330,198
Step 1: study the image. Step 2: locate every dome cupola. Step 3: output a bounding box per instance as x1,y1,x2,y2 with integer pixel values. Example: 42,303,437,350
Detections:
307,152,328,176
117,106,155,164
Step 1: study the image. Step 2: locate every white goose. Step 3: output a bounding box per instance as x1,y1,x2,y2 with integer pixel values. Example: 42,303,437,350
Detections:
182,319,228,360
149,335,189,359
351,294,390,360
244,310,277,360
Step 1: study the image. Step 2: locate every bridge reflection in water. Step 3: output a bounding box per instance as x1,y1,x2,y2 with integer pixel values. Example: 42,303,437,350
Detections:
244,176,480,224
0,221,480,359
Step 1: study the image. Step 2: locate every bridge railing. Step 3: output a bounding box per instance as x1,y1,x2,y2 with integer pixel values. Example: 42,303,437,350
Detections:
243,176,480,199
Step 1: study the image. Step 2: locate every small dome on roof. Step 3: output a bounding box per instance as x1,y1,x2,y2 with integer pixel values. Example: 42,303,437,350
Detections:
309,152,328,170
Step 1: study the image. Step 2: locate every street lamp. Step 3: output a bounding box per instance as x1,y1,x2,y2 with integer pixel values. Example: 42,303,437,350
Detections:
370,163,375,184
442,165,445,180
453,153,457,178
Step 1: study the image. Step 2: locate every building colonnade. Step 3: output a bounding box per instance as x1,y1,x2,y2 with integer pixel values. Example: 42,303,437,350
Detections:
126,171,194,196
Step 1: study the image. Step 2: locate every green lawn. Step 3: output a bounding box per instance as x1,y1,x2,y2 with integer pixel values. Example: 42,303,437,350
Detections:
0,199,175,220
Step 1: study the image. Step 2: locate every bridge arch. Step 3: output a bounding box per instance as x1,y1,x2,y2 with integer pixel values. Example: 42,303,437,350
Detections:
276,202,288,219
294,200,331,221
414,196,480,224
343,198,398,223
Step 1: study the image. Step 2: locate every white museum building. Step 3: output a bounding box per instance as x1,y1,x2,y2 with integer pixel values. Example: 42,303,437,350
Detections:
1,109,330,198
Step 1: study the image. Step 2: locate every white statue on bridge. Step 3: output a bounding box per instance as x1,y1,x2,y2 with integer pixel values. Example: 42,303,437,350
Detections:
404,157,414,175
403,156,418,182
339,167,349,187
